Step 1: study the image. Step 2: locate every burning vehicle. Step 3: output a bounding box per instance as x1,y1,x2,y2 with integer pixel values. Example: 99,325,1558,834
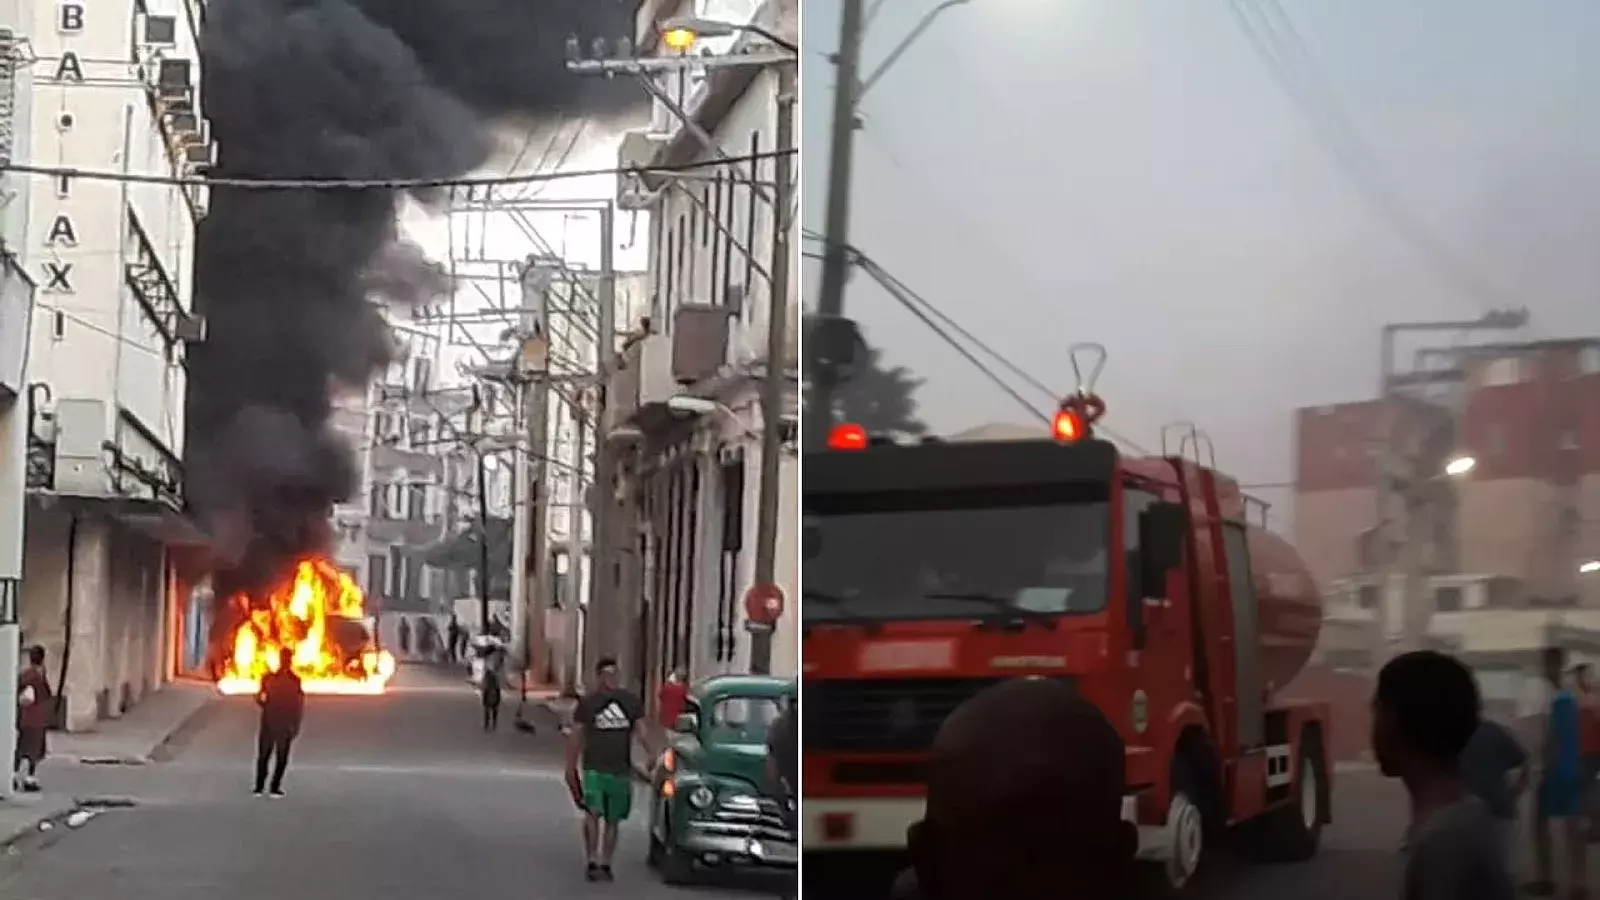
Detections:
216,557,396,696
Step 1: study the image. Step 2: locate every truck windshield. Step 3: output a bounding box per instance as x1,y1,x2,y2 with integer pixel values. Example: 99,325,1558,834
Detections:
803,485,1111,623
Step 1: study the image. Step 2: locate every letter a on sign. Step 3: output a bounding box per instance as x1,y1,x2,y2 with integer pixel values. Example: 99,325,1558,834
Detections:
53,51,84,83
46,214,77,247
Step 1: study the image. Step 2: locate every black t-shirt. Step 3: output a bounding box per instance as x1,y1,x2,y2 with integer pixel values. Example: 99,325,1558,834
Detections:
574,689,643,773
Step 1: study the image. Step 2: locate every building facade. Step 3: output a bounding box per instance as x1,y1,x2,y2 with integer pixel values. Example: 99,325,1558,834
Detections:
595,0,799,701
11,0,208,729
1292,338,1600,751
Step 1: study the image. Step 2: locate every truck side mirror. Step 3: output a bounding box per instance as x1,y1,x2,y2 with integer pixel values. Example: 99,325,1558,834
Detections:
1138,502,1186,600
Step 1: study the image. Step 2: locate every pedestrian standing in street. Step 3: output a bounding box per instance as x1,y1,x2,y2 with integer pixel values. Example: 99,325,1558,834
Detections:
1370,649,1513,900
253,648,305,798
657,666,688,730
397,616,412,658
566,657,648,883
446,615,462,665
1574,664,1600,839
1459,716,1531,865
13,646,52,793
480,657,502,732
1530,646,1588,897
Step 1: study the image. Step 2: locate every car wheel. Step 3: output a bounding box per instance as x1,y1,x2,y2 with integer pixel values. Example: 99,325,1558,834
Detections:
660,836,695,885
647,800,668,869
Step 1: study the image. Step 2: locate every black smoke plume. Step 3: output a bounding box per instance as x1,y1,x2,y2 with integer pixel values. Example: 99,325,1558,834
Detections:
186,0,642,603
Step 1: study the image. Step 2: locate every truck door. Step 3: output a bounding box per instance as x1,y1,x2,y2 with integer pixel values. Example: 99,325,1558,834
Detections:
1220,522,1264,748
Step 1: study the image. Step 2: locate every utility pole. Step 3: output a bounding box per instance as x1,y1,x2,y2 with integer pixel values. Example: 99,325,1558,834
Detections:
583,203,617,687
562,395,587,694
1376,310,1528,656
508,262,553,682
471,387,492,635
804,0,866,450
748,64,796,676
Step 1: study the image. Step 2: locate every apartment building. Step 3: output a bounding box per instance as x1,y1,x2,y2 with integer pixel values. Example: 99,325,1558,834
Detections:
1292,338,1600,737
594,0,799,697
13,1,210,729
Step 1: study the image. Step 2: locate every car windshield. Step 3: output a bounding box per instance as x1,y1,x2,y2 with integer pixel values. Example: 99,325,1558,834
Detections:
704,695,786,745
803,484,1112,622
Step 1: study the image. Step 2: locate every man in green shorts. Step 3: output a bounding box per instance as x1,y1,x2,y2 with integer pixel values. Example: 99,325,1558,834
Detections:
566,657,648,882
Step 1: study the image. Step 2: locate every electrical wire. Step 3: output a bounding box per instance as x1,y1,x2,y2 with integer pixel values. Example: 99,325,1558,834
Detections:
1226,0,1508,308
0,148,795,191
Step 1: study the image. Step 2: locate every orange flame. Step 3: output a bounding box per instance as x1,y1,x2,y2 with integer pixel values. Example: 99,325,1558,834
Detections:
216,557,396,696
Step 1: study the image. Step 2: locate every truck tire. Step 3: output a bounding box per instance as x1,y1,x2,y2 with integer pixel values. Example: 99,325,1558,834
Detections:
1161,751,1213,893
1256,728,1326,863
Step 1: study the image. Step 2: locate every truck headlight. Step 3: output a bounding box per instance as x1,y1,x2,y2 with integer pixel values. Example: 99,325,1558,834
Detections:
688,785,715,810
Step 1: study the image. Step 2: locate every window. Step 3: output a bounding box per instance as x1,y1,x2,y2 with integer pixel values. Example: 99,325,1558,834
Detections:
704,695,785,745
368,483,383,519
388,547,404,599
407,482,426,522
1435,585,1464,613
744,131,761,288
1481,356,1523,387
367,553,387,597
412,419,432,450
804,483,1113,622
1581,345,1600,376
1358,584,1380,609
411,357,432,394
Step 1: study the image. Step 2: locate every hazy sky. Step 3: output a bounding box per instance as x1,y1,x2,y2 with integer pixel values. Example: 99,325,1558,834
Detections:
799,0,1600,521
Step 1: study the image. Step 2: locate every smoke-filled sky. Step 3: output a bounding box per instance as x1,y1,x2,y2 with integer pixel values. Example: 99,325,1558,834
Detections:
186,0,642,593
801,0,1600,525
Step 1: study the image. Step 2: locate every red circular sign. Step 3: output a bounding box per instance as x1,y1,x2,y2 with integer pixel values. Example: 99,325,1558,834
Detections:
743,583,785,625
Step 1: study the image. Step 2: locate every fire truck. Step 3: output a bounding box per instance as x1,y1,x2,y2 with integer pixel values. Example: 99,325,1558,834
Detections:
802,346,1329,891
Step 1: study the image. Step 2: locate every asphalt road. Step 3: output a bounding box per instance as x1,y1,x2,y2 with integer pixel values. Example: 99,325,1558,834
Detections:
803,767,1417,899
0,666,786,900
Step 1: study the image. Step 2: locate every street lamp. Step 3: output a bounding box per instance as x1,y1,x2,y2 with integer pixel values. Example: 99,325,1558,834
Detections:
857,0,975,102
666,395,755,438
1444,456,1476,477
1581,560,1600,575
659,16,800,55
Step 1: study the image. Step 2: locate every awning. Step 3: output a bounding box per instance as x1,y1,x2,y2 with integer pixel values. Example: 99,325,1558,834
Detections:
34,493,211,548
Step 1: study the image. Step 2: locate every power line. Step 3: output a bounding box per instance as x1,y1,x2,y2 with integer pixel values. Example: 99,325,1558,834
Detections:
1226,0,1507,308
0,148,795,192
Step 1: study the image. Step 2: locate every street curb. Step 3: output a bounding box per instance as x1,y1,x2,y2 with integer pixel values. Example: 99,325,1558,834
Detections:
0,797,116,856
146,696,225,764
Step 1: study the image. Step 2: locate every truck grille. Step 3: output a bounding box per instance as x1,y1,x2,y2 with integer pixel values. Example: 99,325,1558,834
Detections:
698,794,794,842
805,678,1015,753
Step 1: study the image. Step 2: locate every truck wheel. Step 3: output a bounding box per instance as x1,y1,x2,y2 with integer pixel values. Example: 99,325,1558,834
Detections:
1162,754,1211,893
1257,730,1326,862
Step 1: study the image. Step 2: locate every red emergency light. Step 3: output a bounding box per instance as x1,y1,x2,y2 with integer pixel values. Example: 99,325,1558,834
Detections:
827,422,868,451
1052,408,1085,443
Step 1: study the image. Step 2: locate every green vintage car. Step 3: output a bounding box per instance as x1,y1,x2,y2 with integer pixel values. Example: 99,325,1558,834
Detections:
646,674,798,884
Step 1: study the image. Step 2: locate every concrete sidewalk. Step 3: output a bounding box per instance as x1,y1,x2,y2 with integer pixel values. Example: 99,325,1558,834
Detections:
1,679,218,849
47,679,218,765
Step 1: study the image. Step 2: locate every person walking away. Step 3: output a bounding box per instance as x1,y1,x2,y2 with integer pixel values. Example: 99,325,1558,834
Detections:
397,616,412,658
481,658,502,731
1530,647,1589,897
446,615,462,665
13,646,51,793
1370,650,1513,900
566,657,648,882
254,648,305,798
893,678,1138,900
658,666,688,730
1459,716,1531,866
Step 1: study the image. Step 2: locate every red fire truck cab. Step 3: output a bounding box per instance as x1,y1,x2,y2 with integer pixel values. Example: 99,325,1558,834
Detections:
802,408,1331,890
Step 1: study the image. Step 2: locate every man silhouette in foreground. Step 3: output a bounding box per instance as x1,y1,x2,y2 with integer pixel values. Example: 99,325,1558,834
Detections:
896,678,1137,900
254,648,305,798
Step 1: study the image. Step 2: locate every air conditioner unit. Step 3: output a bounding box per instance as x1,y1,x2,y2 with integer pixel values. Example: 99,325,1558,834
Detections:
157,59,192,99
141,14,177,47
